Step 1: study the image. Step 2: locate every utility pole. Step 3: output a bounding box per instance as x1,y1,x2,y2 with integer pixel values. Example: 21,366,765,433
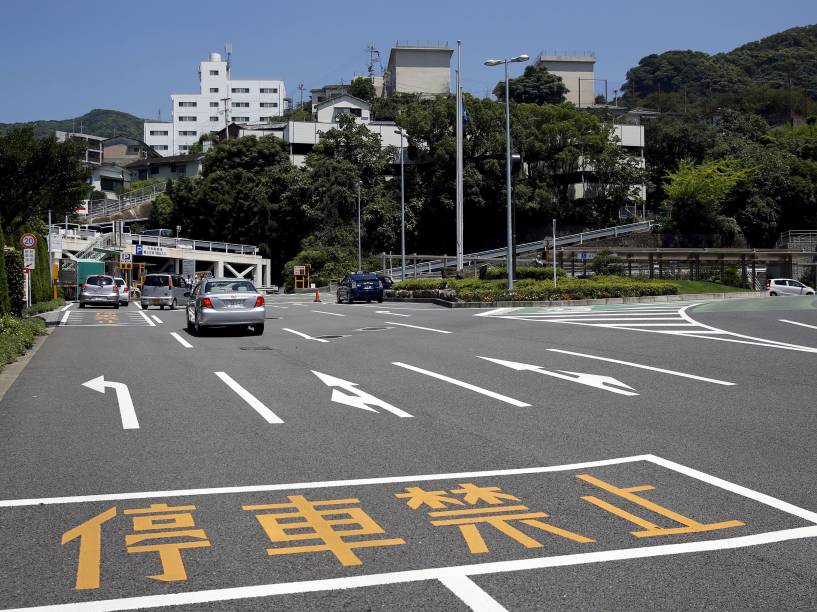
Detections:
357,181,362,272
298,83,304,111
455,40,464,273
221,97,231,139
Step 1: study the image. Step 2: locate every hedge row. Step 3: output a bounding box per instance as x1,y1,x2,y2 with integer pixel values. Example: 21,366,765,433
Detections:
0,316,45,369
484,266,567,280
23,298,65,316
392,276,680,302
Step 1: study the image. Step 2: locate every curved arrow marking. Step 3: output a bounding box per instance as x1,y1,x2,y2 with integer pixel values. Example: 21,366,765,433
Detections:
81,375,140,429
478,357,638,397
312,371,413,417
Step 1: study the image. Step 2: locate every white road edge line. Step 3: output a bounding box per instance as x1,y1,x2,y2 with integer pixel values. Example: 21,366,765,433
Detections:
439,575,509,612
779,319,817,331
59,303,73,312
137,310,156,326
312,310,345,317
386,321,452,334
214,372,283,424
393,362,530,407
151,315,164,324
546,349,736,386
282,328,330,343
59,311,71,326
170,332,193,349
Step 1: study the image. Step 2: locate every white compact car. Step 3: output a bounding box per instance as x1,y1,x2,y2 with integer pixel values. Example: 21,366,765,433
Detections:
766,278,815,296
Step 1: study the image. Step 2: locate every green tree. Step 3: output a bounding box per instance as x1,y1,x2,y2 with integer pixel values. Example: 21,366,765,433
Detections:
348,77,376,103
494,65,567,105
0,222,11,315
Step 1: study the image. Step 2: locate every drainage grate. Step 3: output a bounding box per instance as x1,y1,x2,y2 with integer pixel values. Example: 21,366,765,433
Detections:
239,346,274,351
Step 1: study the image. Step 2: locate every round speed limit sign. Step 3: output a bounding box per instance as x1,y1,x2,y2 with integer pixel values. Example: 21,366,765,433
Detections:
20,233,37,249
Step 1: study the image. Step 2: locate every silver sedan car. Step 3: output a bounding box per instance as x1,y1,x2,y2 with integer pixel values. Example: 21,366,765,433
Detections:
78,275,120,309
186,278,265,335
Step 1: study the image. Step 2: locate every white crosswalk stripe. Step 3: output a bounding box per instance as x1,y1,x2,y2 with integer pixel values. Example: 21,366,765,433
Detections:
479,303,817,352
59,310,153,327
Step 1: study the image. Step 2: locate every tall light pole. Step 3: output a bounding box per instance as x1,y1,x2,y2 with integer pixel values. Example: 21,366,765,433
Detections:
357,180,362,272
455,40,464,273
485,53,528,290
395,128,406,280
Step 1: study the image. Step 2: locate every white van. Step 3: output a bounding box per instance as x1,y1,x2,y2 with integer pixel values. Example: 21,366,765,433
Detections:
140,274,191,309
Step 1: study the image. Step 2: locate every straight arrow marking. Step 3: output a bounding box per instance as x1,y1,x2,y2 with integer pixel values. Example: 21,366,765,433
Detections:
312,370,413,417
478,357,639,397
81,375,140,429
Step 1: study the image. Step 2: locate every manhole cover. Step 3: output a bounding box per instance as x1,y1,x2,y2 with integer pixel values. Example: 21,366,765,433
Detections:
239,346,274,350
315,334,348,339
356,326,391,331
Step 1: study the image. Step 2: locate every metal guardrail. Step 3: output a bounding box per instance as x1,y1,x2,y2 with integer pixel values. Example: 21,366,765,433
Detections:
381,220,654,277
86,184,167,218
775,230,817,250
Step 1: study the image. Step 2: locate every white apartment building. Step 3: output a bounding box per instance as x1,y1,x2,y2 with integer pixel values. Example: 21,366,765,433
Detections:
535,54,597,107
144,52,286,156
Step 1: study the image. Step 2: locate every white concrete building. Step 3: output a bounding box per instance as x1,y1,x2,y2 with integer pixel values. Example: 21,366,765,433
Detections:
315,94,371,123
569,124,646,202
384,42,452,98
144,52,286,156
535,54,597,107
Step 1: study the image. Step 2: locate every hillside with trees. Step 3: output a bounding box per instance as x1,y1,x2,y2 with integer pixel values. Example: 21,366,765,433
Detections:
0,109,146,140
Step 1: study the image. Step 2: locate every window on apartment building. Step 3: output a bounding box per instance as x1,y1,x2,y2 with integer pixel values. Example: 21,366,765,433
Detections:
210,88,219,93
179,116,196,121
179,131,197,136
232,117,249,122
260,102,278,108
232,102,249,108
259,117,272,122
178,101,197,107
209,70,219,76
149,130,169,136
154,145,168,150
210,116,219,121
209,101,219,107
178,145,190,151
260,88,278,94
231,87,250,93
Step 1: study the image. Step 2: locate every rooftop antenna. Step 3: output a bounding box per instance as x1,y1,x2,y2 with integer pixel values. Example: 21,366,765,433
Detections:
158,109,162,121
298,83,305,110
225,42,232,77
366,43,383,78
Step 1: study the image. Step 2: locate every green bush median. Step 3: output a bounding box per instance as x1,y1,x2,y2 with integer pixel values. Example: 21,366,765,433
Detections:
22,298,65,316
0,316,46,369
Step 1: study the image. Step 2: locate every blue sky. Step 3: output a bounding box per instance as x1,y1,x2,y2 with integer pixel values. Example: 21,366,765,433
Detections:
1,0,815,122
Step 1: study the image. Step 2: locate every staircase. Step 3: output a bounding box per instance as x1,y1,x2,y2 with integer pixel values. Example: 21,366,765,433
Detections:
86,183,167,220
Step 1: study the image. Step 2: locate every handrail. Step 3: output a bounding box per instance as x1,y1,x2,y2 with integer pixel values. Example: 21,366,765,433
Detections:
86,183,167,219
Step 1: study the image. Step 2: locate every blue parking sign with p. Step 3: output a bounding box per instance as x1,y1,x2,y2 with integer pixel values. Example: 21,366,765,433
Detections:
135,245,143,256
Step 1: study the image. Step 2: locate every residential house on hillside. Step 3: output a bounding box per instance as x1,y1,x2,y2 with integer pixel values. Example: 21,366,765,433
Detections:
125,154,204,181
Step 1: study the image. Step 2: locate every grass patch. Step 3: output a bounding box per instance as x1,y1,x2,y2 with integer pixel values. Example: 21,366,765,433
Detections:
0,316,46,369
23,298,66,316
671,280,749,294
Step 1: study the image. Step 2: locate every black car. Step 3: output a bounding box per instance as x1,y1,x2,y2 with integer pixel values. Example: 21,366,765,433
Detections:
377,274,395,289
337,273,384,304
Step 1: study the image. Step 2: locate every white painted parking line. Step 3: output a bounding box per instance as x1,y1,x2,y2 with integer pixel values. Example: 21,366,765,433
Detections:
151,315,164,324
267,305,289,309
312,310,344,316
137,310,156,327
386,321,452,334
393,362,530,407
282,328,330,343
214,372,284,424
439,575,509,612
546,349,736,386
170,332,193,348
779,319,817,331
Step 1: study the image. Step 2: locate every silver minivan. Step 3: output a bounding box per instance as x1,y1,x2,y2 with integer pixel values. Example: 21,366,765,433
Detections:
140,273,191,309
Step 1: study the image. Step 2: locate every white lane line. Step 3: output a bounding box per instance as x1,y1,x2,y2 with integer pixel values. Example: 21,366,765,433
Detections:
137,310,156,327
59,303,73,312
393,362,530,407
376,310,411,317
267,305,289,309
151,315,164,324
282,328,330,343
214,372,284,424
170,332,193,348
60,310,71,326
439,575,508,612
134,302,142,309
386,321,452,334
546,349,736,386
312,310,345,317
779,319,817,331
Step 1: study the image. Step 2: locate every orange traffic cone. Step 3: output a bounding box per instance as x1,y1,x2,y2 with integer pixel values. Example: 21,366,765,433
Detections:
314,290,321,302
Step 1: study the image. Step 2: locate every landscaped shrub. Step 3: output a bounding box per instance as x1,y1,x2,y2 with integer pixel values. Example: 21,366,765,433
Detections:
4,250,24,316
485,266,567,281
23,298,65,316
0,315,45,368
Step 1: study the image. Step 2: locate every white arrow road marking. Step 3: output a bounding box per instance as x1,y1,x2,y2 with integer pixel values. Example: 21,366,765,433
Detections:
282,328,330,342
478,357,638,397
170,332,193,348
214,372,284,424
312,371,413,417
376,310,410,317
779,319,817,331
81,375,139,429
386,321,452,334
546,349,735,386
392,362,531,407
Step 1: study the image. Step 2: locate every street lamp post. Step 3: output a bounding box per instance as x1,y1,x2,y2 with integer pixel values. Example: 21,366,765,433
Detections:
395,128,406,280
357,180,362,273
484,53,528,290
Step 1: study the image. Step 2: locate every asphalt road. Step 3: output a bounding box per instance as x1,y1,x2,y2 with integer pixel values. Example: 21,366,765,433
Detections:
1,294,817,611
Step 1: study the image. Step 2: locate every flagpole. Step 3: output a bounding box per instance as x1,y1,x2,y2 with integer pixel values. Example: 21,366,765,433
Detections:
456,39,464,273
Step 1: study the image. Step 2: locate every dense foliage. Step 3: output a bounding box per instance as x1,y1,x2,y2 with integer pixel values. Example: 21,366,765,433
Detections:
0,316,45,369
494,65,567,105
0,109,146,140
